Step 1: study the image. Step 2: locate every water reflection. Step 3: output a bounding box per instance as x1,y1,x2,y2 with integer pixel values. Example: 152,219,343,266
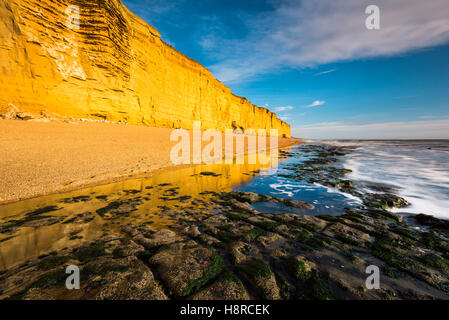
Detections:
0,153,277,270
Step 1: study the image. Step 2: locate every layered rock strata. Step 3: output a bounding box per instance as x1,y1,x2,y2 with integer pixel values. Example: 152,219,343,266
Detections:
0,0,291,137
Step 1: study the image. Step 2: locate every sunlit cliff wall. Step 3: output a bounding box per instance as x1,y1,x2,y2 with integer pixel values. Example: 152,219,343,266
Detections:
0,0,291,137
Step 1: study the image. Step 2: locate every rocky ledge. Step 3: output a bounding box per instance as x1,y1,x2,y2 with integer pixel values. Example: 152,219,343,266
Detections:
1,144,449,300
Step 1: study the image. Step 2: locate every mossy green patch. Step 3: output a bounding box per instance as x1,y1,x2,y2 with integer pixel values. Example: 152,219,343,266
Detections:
294,228,312,242
219,224,234,232
370,240,413,272
182,248,225,296
275,273,294,300
418,253,449,270
246,226,264,240
335,234,361,247
227,212,243,221
72,242,106,263
30,268,67,289
341,213,364,223
239,259,273,280
217,231,241,243
286,256,309,281
37,256,71,271
83,263,130,277
255,221,281,231
306,274,335,300
305,235,332,248
218,270,246,296
381,265,400,279
303,223,323,232
391,226,420,241
317,215,338,222
421,231,449,254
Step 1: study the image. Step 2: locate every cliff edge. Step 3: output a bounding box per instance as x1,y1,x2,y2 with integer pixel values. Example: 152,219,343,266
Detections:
0,0,291,137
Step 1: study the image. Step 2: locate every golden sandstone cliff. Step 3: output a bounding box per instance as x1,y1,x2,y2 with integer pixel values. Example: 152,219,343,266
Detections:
0,0,291,137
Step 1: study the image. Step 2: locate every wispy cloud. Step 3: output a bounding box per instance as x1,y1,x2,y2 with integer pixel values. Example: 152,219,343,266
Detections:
275,105,294,112
315,69,337,76
306,101,326,108
293,119,449,139
206,0,449,83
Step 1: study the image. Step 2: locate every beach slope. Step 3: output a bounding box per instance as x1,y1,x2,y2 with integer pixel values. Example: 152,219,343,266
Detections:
0,119,301,204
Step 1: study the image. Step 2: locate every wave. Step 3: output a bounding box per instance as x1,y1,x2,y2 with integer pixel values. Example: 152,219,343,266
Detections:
338,140,449,218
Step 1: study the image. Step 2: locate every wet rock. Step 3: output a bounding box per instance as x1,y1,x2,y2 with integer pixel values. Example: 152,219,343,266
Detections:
360,208,403,223
181,225,201,238
272,224,307,241
281,199,315,210
216,221,259,243
271,214,326,232
121,224,140,237
370,239,449,290
0,206,65,235
361,181,397,194
247,215,280,231
286,255,316,281
60,196,91,204
256,232,288,250
229,199,258,214
23,288,56,300
0,234,160,300
134,229,181,249
202,214,228,227
198,233,221,246
149,242,224,297
220,191,314,212
413,214,449,231
239,259,281,300
62,212,95,225
96,197,143,219
228,242,260,264
190,271,249,300
199,172,222,177
338,215,388,237
323,222,372,247
220,192,258,204
362,193,409,209
94,257,168,300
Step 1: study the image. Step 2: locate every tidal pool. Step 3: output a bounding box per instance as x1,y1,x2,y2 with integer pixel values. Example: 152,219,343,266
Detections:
0,153,275,271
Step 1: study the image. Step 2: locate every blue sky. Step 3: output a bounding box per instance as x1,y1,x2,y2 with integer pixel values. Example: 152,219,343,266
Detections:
123,0,449,139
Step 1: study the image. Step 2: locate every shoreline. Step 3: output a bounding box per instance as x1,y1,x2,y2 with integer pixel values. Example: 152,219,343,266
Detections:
0,119,302,206
2,141,449,300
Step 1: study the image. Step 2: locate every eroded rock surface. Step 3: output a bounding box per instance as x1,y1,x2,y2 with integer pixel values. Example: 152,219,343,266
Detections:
0,0,290,137
1,144,449,300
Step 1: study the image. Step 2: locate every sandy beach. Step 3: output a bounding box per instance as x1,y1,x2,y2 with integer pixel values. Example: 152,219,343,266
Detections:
0,119,301,204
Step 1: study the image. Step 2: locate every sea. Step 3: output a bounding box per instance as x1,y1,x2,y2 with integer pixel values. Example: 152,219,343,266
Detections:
235,140,449,219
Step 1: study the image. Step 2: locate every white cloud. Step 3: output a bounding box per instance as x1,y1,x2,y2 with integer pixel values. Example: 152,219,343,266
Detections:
306,100,326,108
275,105,294,112
208,0,449,83
315,69,337,76
293,119,449,139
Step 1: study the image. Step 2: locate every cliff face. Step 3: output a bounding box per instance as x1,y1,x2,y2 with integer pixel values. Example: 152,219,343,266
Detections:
0,0,291,137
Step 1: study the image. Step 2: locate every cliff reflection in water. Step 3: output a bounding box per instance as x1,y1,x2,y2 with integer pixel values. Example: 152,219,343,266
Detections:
0,153,278,271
